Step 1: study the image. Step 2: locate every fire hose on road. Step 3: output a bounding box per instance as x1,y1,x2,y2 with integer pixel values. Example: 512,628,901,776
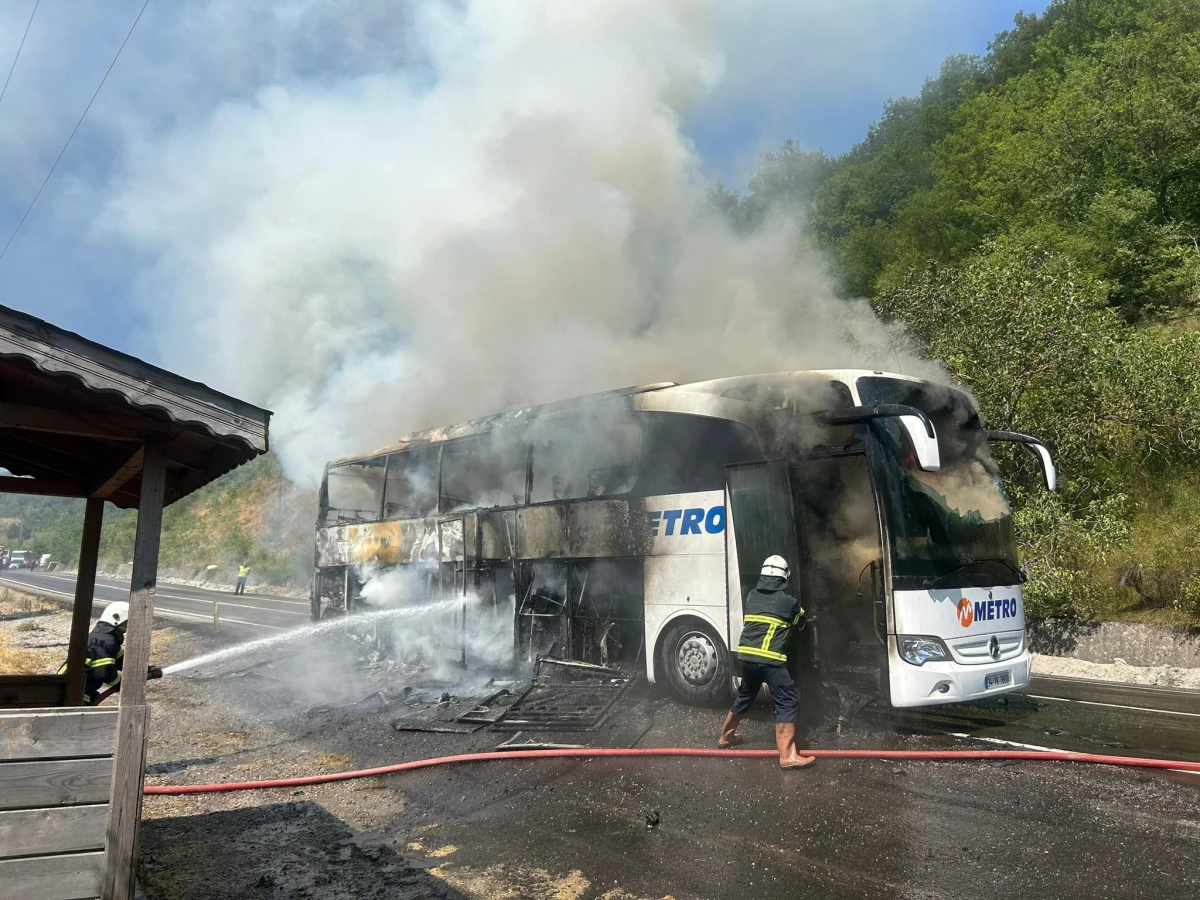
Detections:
144,746,1200,795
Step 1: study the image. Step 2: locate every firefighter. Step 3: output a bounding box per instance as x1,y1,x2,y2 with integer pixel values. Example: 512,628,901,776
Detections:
58,601,163,705
235,562,250,595
717,555,816,768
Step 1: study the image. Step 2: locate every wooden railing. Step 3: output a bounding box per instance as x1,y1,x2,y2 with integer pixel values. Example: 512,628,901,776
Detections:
0,675,69,708
0,706,118,900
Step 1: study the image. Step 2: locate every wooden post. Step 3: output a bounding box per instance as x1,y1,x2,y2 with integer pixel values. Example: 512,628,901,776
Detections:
101,440,165,900
65,498,105,706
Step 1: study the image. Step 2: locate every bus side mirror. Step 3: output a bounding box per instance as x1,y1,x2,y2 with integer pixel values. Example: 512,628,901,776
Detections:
986,431,1057,492
898,416,941,473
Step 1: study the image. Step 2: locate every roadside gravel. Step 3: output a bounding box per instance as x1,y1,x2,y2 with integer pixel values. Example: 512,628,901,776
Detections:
1032,652,1200,689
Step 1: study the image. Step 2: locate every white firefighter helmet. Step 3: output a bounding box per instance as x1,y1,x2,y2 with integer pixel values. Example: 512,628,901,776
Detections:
99,601,130,628
760,555,790,581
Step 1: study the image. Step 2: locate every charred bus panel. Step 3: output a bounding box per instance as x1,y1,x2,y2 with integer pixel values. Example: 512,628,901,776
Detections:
313,370,1055,710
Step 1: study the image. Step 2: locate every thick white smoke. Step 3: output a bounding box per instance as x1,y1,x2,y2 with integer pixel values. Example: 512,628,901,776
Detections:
358,565,515,682
100,0,939,481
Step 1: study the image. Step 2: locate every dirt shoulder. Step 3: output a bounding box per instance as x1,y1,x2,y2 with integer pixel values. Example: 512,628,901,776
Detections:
0,586,192,675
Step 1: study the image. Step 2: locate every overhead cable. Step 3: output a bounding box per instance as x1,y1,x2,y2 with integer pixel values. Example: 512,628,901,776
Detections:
0,0,40,108
0,0,151,263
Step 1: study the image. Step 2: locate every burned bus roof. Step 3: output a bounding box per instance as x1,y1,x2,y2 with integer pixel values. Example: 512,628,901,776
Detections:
324,369,936,469
326,381,678,467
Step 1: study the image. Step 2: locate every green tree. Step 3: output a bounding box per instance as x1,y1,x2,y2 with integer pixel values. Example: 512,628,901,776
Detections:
875,244,1200,615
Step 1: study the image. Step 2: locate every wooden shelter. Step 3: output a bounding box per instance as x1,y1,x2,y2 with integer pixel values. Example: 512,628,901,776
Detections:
0,304,270,899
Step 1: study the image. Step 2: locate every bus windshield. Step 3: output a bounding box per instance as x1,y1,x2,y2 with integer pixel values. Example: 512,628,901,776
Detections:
857,377,1020,589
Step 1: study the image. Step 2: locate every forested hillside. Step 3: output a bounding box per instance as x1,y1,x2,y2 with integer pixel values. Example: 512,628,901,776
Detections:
714,0,1200,621
0,454,316,586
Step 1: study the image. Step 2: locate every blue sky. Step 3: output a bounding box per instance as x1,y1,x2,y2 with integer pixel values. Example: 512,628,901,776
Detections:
687,1,1045,183
0,1,1046,472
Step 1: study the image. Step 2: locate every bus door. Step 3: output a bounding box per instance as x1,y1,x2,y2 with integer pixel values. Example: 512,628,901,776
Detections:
725,462,812,692
789,452,888,702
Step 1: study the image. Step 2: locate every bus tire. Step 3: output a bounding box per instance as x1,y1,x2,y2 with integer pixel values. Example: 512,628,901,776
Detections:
660,619,731,707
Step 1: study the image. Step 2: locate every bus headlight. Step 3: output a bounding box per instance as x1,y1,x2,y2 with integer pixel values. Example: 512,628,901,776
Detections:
898,635,950,666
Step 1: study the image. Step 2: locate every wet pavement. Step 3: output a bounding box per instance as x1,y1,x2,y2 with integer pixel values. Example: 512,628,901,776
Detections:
137,624,1200,900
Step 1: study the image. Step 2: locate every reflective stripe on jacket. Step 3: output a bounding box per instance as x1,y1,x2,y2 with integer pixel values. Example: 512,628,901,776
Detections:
736,574,804,666
57,622,125,705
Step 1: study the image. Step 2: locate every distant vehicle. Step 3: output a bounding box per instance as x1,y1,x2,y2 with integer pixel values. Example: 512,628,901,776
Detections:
8,550,32,569
38,553,51,568
313,370,1057,710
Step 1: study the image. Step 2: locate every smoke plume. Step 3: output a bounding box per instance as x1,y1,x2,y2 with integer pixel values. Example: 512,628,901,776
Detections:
100,0,940,481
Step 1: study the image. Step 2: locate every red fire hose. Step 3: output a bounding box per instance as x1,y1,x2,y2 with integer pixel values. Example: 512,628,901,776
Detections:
143,746,1200,795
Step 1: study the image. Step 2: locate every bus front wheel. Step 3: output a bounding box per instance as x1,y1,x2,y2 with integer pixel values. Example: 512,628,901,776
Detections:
660,620,731,707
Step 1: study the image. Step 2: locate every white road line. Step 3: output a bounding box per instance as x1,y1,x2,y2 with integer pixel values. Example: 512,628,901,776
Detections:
20,572,309,607
945,732,1059,753
1026,693,1200,720
7,576,307,617
27,572,79,585
92,578,310,606
152,591,308,617
944,730,1200,776
1,578,124,600
0,578,283,631
141,607,285,630
0,577,76,597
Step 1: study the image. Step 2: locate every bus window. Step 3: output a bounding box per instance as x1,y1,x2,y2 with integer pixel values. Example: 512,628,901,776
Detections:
635,413,761,495
383,447,439,519
724,379,855,452
722,378,852,415
325,457,386,524
440,431,527,512
529,414,640,503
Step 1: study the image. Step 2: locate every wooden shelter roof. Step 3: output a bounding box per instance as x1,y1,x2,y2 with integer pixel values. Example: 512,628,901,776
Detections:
0,304,270,508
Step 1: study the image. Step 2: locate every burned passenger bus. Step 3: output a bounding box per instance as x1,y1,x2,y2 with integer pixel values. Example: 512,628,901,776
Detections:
312,370,1056,708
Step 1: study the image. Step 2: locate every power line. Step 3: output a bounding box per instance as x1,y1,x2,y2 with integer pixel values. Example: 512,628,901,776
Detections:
0,0,151,263
0,0,40,107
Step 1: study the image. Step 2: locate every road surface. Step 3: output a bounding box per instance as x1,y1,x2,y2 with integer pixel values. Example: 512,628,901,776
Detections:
136,625,1200,900
0,569,309,632
9,568,1194,898
6,569,1198,721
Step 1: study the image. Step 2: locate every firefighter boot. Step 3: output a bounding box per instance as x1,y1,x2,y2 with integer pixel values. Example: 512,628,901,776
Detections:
776,723,816,768
717,712,744,748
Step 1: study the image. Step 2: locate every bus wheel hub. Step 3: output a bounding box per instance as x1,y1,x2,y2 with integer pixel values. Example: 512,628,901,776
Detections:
677,632,717,684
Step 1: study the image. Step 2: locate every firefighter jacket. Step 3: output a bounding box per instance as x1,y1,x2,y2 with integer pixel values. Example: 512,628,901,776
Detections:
735,574,805,666
58,622,124,705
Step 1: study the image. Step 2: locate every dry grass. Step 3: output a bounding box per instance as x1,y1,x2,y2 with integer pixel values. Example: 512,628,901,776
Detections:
150,628,177,656
0,631,48,674
0,587,58,616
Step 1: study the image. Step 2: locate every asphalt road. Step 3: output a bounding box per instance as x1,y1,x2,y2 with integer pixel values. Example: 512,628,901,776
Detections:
136,626,1200,900
0,569,310,632
10,569,1196,897
6,567,1198,723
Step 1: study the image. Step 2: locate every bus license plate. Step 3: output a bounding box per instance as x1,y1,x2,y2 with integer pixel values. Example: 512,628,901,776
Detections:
985,671,1012,690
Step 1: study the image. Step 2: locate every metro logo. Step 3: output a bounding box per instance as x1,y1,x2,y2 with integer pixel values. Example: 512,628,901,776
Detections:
957,598,974,627
959,596,1020,627
647,506,725,536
